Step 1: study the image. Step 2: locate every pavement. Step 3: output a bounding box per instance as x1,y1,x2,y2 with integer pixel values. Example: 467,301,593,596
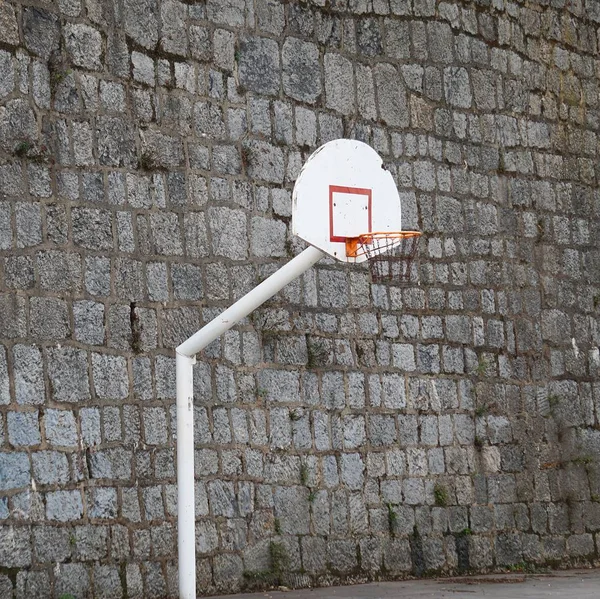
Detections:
206,569,600,599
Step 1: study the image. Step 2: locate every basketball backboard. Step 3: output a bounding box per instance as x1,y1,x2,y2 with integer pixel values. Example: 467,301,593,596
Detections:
292,139,402,262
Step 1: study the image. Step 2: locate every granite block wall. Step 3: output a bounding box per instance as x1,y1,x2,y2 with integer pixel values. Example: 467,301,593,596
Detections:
1,0,600,597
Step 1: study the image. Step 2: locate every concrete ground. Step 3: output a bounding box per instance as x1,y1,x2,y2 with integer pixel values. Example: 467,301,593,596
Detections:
207,569,600,599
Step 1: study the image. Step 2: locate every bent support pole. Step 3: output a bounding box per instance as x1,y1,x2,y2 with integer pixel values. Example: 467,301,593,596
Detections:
176,245,324,599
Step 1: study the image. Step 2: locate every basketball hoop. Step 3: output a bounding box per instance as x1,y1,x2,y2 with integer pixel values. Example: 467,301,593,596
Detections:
346,231,422,283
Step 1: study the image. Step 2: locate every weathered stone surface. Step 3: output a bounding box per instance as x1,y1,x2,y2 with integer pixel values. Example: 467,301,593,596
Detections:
0,0,597,592
97,117,137,167
8,411,41,447
0,526,31,567
46,490,83,522
45,409,78,447
0,51,14,99
251,216,286,258
92,353,129,400
208,207,247,260
324,53,354,115
274,486,310,534
444,67,472,108
0,453,30,490
124,0,158,49
238,37,280,96
245,140,284,184
0,3,19,46
0,100,37,152
282,38,321,103
23,8,60,59
375,63,409,127
64,23,103,69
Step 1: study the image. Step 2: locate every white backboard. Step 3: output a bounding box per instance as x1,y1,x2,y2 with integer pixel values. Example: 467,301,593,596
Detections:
292,139,402,262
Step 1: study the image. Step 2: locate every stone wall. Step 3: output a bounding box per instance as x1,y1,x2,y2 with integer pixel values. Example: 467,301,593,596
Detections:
1,0,600,597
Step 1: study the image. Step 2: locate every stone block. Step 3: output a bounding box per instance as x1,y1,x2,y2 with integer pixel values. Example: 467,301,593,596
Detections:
318,270,349,309
0,294,26,339
64,23,102,70
403,478,426,505
541,309,571,343
213,553,243,592
342,415,365,450
0,3,19,46
0,452,30,490
368,415,397,446
33,525,71,563
15,202,41,248
159,0,187,56
32,451,69,485
15,570,50,599
207,0,244,26
4,255,34,290
256,370,300,404
124,0,158,49
340,453,364,491
0,526,31,567
251,216,287,258
0,202,11,251
282,38,321,103
0,347,8,406
141,486,164,521
92,353,129,400
494,533,522,565
85,256,111,296
172,264,203,301
149,212,183,256
143,407,167,445
30,297,69,340
89,448,132,480
47,347,90,402
208,207,248,259
208,480,236,518
422,536,446,570
324,53,354,115
383,538,412,573
194,100,225,138
417,344,440,374
55,563,90,598
466,535,493,569
46,490,83,522
97,117,137,167
0,99,37,154
23,7,60,59
268,407,291,449
328,539,358,573
238,37,280,96
93,564,122,599
72,207,113,250
245,140,284,184
375,63,409,127
300,536,327,574
567,533,595,557
8,411,41,447
80,408,101,447
274,486,310,535
44,409,78,447
454,414,475,445
73,301,105,345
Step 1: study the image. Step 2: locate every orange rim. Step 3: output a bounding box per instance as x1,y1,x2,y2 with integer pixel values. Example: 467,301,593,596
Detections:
346,231,422,258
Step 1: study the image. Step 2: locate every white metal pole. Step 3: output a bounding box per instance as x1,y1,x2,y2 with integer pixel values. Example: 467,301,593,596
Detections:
176,245,324,598
177,245,324,357
177,351,196,599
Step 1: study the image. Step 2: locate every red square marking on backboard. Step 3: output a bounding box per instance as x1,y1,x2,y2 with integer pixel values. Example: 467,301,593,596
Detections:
329,185,372,242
